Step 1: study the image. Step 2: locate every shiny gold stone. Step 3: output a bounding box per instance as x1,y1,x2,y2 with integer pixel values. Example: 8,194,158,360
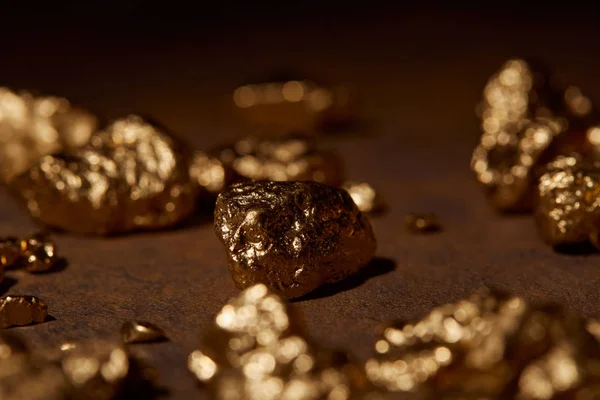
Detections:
0,237,21,269
0,232,58,273
212,134,345,187
342,181,384,214
60,340,130,399
0,295,48,328
405,213,441,233
10,115,197,235
214,181,376,299
534,154,600,249
189,151,231,202
366,288,600,398
189,284,369,400
121,321,167,344
471,59,599,212
19,233,58,272
233,75,358,134
0,88,97,184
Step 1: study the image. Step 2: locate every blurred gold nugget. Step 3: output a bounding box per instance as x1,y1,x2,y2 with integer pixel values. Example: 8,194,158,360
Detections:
233,75,359,133
188,284,369,400
534,154,600,249
189,150,230,201
10,115,197,235
0,87,97,183
367,288,600,399
0,295,47,328
0,337,139,400
212,134,346,187
121,321,167,344
405,213,441,233
471,59,598,212
342,181,384,214
214,181,376,299
0,232,58,273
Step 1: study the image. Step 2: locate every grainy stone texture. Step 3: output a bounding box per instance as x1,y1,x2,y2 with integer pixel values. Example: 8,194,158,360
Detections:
214,181,376,299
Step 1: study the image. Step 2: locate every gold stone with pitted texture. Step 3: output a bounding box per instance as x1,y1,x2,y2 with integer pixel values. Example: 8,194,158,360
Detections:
214,181,376,299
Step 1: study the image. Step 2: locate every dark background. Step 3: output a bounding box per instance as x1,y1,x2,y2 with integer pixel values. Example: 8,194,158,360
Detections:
2,3,600,399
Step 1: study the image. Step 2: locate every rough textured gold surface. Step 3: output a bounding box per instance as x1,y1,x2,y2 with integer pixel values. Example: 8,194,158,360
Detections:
534,153,600,249
405,213,441,233
10,115,197,235
342,181,384,214
214,181,376,299
188,284,370,400
121,321,167,344
233,76,358,133
0,295,48,328
471,59,597,212
212,135,345,187
366,288,600,399
0,88,97,183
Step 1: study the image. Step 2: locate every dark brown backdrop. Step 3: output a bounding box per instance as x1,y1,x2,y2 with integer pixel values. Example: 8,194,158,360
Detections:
1,4,600,398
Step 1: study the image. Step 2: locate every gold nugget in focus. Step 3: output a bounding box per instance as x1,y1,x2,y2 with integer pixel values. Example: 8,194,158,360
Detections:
366,288,600,399
188,284,369,400
0,295,48,328
342,181,384,214
0,88,97,183
233,74,359,133
534,154,600,249
214,181,376,299
121,321,167,344
10,115,197,235
212,134,345,187
405,213,441,233
471,59,598,212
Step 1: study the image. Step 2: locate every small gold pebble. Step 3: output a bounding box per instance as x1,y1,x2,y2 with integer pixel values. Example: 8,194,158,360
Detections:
121,321,167,344
342,181,384,213
405,212,441,233
0,295,48,328
0,232,58,272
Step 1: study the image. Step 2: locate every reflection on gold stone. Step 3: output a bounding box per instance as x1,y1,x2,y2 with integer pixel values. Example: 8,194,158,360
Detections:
0,295,47,328
232,76,358,133
188,284,368,399
0,88,97,183
535,154,600,249
214,182,376,299
342,181,384,213
192,285,600,399
10,115,197,235
121,321,166,344
212,135,345,187
366,288,600,398
405,213,441,233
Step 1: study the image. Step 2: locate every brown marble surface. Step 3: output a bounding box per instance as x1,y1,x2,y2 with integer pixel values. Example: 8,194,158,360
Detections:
1,6,600,398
